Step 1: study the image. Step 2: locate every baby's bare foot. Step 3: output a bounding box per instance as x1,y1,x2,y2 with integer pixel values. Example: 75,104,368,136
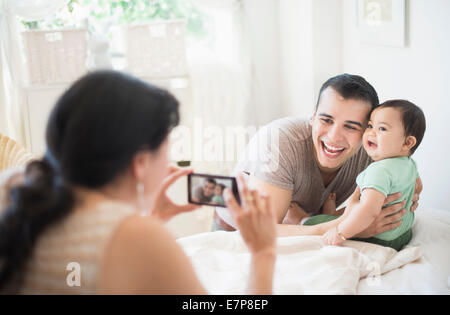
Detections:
322,192,337,215
282,202,309,225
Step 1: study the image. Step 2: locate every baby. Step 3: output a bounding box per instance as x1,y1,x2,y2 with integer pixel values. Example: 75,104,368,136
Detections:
308,99,426,251
212,184,226,206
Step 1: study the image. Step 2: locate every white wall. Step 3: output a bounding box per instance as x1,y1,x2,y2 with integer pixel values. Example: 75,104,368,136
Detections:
342,0,450,211
280,0,314,119
243,0,283,126
280,0,343,119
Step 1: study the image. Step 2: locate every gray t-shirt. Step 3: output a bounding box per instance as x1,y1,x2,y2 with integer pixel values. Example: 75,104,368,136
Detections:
216,117,372,226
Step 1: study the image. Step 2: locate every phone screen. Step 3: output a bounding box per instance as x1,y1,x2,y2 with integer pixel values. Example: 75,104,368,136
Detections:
188,173,241,207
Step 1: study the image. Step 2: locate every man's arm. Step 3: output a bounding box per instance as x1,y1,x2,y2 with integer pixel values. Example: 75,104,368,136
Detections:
191,197,200,203
248,175,292,223
191,186,202,203
247,175,343,237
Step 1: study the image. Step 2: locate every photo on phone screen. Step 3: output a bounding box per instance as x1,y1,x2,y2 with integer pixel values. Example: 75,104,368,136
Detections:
188,173,241,207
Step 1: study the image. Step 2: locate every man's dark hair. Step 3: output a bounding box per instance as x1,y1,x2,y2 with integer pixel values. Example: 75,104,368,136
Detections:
378,99,426,155
205,178,217,185
316,74,379,112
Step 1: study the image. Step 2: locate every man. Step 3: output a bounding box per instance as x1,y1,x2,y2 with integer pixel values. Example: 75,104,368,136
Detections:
192,178,216,203
214,74,422,236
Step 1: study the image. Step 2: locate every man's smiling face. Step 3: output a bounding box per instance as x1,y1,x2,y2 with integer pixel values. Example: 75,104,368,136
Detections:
310,87,372,174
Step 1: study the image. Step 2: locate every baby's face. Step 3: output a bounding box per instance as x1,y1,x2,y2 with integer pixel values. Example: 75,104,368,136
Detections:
363,107,408,161
215,186,223,196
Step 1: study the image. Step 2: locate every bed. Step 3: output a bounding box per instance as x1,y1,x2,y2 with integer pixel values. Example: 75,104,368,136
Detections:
1,167,448,294
177,208,450,294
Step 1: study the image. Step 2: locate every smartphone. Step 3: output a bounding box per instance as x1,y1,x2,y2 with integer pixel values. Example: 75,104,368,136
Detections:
188,173,241,207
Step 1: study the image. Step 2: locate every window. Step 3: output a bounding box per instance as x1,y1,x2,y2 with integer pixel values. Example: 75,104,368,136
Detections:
19,0,242,72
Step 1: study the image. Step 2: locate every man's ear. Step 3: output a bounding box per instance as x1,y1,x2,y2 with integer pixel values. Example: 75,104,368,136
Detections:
403,135,417,152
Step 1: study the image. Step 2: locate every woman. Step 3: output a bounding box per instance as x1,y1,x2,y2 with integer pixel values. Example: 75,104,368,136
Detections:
0,70,276,294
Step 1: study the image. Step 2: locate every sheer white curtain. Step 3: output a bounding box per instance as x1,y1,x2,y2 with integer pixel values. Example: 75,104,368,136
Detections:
189,0,283,129
240,0,284,126
187,0,251,128
0,0,69,145
8,0,68,20
183,0,283,174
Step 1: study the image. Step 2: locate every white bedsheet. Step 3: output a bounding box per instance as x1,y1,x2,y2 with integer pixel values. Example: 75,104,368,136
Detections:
358,208,450,294
177,208,450,295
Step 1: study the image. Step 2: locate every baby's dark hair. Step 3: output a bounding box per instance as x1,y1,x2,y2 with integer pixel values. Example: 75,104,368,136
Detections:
378,99,426,155
216,184,226,192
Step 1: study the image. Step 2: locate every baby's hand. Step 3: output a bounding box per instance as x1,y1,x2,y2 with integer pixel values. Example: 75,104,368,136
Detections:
322,227,345,246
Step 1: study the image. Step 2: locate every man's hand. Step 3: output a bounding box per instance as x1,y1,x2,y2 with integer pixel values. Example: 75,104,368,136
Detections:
410,176,422,212
355,176,422,238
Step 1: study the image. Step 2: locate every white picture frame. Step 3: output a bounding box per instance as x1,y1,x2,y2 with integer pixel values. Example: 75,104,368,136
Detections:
357,0,406,47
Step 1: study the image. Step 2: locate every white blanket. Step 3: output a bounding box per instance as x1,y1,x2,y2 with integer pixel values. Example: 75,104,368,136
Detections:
177,208,450,295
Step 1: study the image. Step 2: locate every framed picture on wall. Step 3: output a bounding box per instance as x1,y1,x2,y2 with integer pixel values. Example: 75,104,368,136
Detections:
357,0,406,47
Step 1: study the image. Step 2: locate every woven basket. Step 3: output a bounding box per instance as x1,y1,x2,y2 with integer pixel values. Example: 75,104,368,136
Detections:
22,29,87,85
125,20,188,79
0,134,34,172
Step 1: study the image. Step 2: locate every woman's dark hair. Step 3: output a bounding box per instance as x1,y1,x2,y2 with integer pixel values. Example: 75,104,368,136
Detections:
316,73,379,112
0,70,180,290
378,99,426,155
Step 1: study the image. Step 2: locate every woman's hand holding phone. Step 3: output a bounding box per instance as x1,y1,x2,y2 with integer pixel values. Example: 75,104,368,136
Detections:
150,166,201,222
224,173,277,294
224,173,277,255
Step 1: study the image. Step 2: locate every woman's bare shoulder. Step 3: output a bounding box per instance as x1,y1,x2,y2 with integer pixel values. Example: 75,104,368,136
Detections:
99,214,205,294
117,214,170,239
106,214,177,264
98,215,176,293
